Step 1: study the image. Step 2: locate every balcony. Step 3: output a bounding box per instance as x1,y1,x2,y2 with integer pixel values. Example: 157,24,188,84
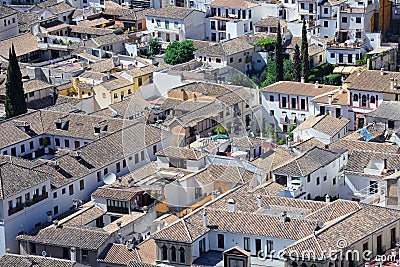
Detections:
218,25,226,31
25,192,49,208
8,205,24,216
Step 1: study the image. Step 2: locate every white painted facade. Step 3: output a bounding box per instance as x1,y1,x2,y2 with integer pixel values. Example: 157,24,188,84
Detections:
293,123,349,144
0,12,18,41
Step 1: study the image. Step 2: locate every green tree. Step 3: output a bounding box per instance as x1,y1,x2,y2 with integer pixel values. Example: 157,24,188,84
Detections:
5,45,26,119
293,44,301,82
254,38,276,51
230,72,257,88
260,59,295,87
283,59,294,81
301,19,310,82
148,38,161,57
275,22,283,82
164,40,196,65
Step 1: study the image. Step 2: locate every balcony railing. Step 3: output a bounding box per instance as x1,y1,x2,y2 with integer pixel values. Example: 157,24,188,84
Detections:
8,192,49,216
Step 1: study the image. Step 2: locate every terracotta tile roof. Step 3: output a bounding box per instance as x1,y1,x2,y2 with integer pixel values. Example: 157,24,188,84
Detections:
191,164,258,184
262,81,338,97
209,0,259,8
127,261,156,267
312,89,348,105
232,136,263,147
0,5,17,19
0,159,49,199
254,17,287,27
292,137,325,153
17,225,110,250
254,147,297,175
145,6,203,20
0,254,77,267
62,204,106,226
329,139,400,154
305,199,361,222
98,243,141,265
136,238,157,264
0,33,38,59
46,2,75,15
345,150,400,175
294,115,350,137
366,101,400,121
284,204,400,259
69,25,115,36
345,69,400,93
308,43,324,56
154,213,180,225
249,181,285,195
273,147,342,177
157,146,207,160
196,38,254,56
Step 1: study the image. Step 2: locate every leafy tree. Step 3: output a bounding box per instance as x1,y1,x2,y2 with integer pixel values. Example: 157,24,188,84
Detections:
265,125,278,140
293,44,301,82
261,59,294,87
275,22,284,82
322,73,342,85
164,40,196,65
287,124,297,141
283,59,294,81
148,38,161,57
5,45,26,119
301,19,310,82
254,38,276,51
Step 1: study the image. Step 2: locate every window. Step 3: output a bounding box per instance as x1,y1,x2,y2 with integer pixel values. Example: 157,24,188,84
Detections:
82,250,89,262
16,196,22,207
62,188,66,194
156,19,161,26
217,234,224,248
238,58,242,63
353,94,359,102
53,192,57,199
370,96,376,103
266,240,274,254
171,246,177,262
153,145,157,155
363,242,368,252
123,159,127,168
291,98,297,109
11,147,16,156
216,58,221,63
25,192,30,201
330,53,335,58
135,153,139,164
179,247,185,263
141,151,145,161
282,96,287,108
356,31,362,38
230,57,233,63
333,177,336,185
342,17,347,23
55,138,60,146
116,162,121,173
162,245,168,260
323,175,327,181
165,20,169,29
211,21,216,30
79,180,84,190
324,21,328,27
29,141,34,150
300,3,304,8
270,110,274,116
12,18,15,23
114,93,118,99
324,7,328,14
74,141,80,148
316,177,320,185
97,171,101,182
388,120,395,129
348,54,353,64
54,205,59,215
309,3,313,10
138,77,142,86
269,95,274,102
63,15,66,21
244,237,250,251
69,184,74,195
356,17,361,23
199,238,206,255
361,95,367,107
104,168,108,175
30,243,36,254
65,139,70,148
307,175,311,183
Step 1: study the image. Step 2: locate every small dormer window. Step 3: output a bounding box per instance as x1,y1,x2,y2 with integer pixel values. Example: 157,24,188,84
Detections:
94,125,101,134
55,121,62,129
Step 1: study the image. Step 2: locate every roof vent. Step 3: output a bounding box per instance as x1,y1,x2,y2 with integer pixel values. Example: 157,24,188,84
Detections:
281,211,290,222
227,199,236,212
380,68,385,75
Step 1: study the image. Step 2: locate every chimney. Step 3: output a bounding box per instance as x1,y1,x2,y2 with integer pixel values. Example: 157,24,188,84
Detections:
384,158,388,170
328,94,333,105
325,194,331,203
257,195,262,208
72,77,79,88
390,78,395,90
339,86,343,94
107,71,111,80
281,211,290,222
46,211,53,222
301,76,305,83
70,248,76,262
381,68,385,76
128,178,134,187
357,69,362,76
394,78,398,89
32,151,36,159
53,220,60,228
314,81,319,88
227,199,236,212
202,212,208,227
117,232,123,244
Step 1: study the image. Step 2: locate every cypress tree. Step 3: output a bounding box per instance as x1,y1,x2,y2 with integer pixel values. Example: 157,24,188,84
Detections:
301,19,310,82
5,44,26,119
275,22,284,82
293,44,301,82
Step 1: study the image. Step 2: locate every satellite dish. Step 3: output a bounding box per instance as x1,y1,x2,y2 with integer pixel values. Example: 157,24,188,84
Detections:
42,251,47,257
317,221,325,229
103,172,117,185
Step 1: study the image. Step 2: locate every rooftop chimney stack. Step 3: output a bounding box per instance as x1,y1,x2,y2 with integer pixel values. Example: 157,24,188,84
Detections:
381,68,385,76
328,94,333,105
301,76,305,83
257,195,262,208
281,211,290,222
202,212,208,227
314,81,319,88
390,78,395,90
227,199,236,212
46,211,52,223
394,78,398,89
325,194,331,203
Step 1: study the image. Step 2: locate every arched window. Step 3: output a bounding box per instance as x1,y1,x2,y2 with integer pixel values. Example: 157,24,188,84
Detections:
179,247,185,263
353,94,359,102
171,246,176,262
361,95,367,107
370,95,376,103
162,245,168,261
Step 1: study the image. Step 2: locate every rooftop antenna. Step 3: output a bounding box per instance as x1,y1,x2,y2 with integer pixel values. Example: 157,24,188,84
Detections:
103,172,117,185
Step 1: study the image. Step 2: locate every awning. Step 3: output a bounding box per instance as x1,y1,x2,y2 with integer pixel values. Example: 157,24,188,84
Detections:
333,66,362,75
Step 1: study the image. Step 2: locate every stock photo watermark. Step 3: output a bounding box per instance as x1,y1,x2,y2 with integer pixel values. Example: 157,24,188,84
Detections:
257,239,399,263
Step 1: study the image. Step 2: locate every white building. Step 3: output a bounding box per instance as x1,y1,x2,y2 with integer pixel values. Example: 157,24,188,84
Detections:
0,6,18,41
145,6,205,43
